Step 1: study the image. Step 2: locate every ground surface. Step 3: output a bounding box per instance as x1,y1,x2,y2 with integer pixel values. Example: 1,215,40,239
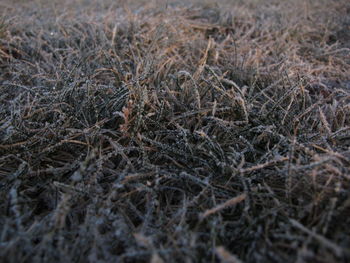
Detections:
0,0,350,262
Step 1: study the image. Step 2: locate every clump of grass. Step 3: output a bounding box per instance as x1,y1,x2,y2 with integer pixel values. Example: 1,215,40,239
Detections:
0,0,350,262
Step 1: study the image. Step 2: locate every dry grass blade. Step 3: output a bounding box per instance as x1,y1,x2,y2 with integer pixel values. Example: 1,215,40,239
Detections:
200,193,246,219
215,246,244,263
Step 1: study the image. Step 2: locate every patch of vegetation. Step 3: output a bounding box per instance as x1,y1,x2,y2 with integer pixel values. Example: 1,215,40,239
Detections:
0,0,349,262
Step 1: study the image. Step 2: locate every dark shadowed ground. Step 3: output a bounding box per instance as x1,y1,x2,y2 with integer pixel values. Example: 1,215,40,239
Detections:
1,0,350,262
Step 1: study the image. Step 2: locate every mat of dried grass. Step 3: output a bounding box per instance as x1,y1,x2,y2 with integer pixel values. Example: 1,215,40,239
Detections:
1,0,350,262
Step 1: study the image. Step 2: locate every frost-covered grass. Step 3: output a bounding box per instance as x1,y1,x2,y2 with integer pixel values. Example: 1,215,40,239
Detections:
0,0,350,262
